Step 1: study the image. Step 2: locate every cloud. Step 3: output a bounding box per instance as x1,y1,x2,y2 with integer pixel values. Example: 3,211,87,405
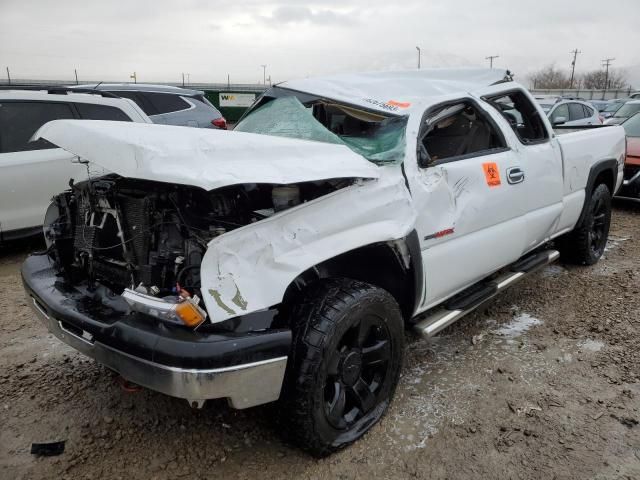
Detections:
258,5,355,27
0,0,638,86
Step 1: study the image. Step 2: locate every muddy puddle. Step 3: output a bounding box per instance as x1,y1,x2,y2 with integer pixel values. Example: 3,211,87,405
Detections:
385,307,607,452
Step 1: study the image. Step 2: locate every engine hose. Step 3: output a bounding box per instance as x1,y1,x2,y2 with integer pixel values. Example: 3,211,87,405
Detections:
176,265,200,286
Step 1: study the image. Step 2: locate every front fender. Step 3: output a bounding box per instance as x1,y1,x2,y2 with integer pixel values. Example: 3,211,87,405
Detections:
200,170,416,323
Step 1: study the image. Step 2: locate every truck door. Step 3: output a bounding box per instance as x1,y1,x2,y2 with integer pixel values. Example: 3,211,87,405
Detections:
408,98,529,311
482,89,564,252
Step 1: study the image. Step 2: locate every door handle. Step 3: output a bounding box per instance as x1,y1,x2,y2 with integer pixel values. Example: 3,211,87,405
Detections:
507,167,525,185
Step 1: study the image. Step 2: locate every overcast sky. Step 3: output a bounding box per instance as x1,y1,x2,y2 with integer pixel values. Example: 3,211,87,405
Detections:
1,0,639,87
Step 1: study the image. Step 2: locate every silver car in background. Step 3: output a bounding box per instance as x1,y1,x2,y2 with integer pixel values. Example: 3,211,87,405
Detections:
538,99,603,126
604,100,640,125
72,84,227,129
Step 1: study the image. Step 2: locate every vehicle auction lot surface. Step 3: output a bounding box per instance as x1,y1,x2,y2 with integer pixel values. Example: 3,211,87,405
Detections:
1,202,639,480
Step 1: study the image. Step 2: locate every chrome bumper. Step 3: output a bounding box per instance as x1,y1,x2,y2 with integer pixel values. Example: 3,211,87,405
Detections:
29,296,287,409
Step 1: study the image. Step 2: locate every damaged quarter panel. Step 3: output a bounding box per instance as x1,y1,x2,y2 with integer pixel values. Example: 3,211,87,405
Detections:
200,167,415,322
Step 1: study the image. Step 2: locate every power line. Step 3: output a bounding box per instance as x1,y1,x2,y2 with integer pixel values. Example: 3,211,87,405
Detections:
569,48,581,89
485,55,499,69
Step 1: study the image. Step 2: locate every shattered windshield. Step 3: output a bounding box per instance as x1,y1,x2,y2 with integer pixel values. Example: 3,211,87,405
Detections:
234,91,407,164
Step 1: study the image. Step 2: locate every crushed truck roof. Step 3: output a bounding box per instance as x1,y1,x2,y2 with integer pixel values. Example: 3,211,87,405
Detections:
279,68,512,115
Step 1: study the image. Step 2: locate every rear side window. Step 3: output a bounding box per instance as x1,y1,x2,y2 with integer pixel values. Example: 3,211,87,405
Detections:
108,91,157,115
75,103,132,121
141,92,190,114
192,95,222,116
0,101,74,153
485,91,548,144
569,103,586,121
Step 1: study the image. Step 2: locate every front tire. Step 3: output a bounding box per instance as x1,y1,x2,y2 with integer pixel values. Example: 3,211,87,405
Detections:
278,278,404,457
559,183,612,265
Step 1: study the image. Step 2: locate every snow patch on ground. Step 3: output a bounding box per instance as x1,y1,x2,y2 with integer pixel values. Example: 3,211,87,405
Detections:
387,311,549,451
542,264,567,278
493,313,543,338
604,235,629,253
578,338,606,352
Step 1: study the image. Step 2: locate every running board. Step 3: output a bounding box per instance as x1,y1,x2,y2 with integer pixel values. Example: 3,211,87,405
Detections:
413,249,560,338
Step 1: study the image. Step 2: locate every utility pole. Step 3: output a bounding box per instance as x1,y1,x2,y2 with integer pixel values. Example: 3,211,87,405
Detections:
569,48,581,89
227,73,230,88
130,71,137,84
6,67,11,84
182,73,185,87
485,55,499,69
416,46,421,69
602,58,614,96
74,69,79,85
260,65,267,85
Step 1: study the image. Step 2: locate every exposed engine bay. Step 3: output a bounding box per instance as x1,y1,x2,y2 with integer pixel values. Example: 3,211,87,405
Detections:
45,174,348,327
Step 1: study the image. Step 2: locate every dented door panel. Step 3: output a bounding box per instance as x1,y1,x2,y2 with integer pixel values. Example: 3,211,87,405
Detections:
411,149,528,310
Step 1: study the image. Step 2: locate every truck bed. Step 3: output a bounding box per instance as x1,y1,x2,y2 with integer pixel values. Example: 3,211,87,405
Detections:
554,124,626,194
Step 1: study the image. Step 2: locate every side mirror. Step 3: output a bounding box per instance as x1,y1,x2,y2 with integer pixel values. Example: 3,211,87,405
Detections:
553,116,567,125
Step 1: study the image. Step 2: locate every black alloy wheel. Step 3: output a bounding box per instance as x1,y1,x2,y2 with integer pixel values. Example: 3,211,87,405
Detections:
278,278,404,457
324,313,392,429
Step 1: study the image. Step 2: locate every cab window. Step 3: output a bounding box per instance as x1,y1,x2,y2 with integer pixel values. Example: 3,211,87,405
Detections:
418,101,507,166
485,91,548,144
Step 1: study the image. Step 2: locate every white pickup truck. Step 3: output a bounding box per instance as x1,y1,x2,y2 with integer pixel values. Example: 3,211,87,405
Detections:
22,69,625,456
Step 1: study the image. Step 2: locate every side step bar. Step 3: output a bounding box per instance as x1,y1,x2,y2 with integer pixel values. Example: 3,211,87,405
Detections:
413,249,560,338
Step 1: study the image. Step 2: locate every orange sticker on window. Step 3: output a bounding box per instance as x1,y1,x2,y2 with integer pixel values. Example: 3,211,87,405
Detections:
482,162,501,187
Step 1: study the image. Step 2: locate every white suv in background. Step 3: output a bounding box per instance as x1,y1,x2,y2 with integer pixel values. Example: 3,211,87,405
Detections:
538,99,603,127
0,88,151,242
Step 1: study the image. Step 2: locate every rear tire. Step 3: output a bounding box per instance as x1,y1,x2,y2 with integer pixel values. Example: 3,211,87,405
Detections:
558,183,612,265
277,278,404,457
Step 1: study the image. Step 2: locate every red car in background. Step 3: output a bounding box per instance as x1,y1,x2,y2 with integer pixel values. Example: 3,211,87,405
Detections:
618,112,640,198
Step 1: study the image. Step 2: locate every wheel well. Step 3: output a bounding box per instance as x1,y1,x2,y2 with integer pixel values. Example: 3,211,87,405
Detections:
593,168,614,195
280,239,420,322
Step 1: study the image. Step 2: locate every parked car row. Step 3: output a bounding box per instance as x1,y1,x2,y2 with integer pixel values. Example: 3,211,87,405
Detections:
0,84,227,243
533,95,640,142
71,84,227,129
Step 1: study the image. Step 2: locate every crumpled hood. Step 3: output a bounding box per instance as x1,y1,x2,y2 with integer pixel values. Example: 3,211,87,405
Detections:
34,120,380,190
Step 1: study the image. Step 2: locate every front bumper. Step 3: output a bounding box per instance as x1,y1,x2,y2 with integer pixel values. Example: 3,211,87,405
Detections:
22,255,291,409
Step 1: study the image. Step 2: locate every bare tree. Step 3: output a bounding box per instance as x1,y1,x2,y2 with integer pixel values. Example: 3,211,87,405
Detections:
528,64,571,89
581,69,628,89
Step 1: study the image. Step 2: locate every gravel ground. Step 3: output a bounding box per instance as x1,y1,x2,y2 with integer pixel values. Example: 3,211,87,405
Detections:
1,200,639,480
